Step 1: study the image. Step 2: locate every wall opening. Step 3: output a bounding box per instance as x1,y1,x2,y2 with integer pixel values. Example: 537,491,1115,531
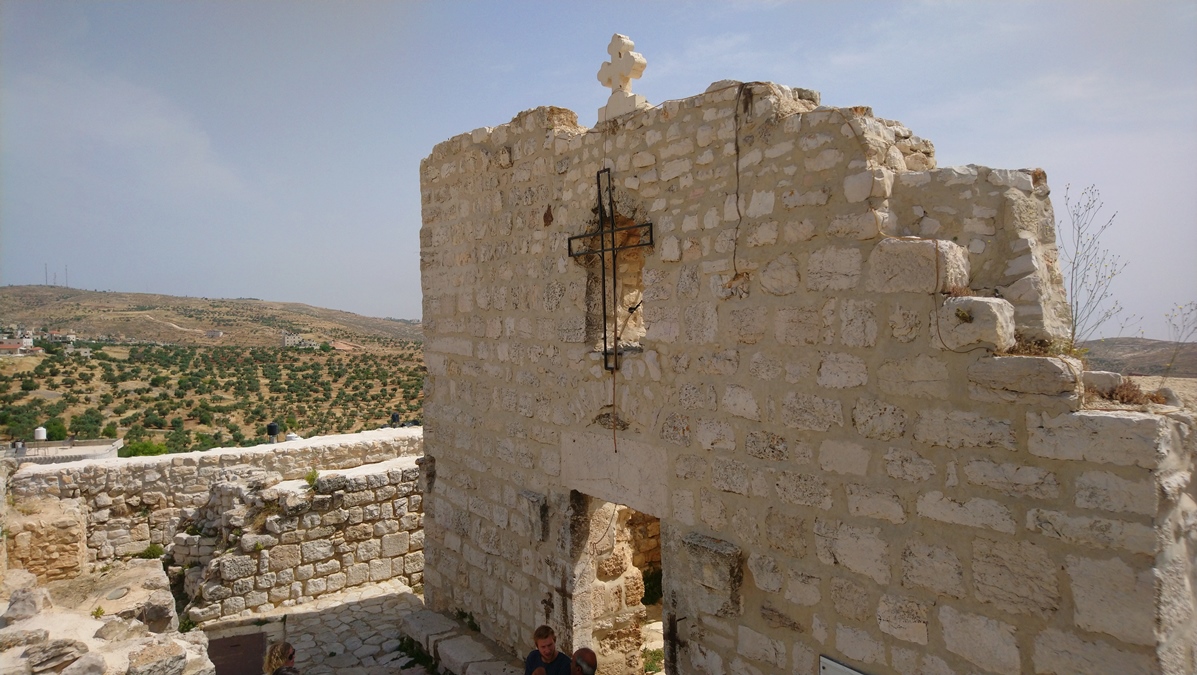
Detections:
569,492,668,675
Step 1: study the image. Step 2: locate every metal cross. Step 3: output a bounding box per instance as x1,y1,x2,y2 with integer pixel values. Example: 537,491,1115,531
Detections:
567,168,653,371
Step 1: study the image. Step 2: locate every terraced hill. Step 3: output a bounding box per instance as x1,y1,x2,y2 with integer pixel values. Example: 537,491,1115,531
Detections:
0,285,421,348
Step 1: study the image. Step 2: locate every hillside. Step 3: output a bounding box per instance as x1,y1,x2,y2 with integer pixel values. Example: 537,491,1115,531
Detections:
1080,338,1197,377
0,285,421,348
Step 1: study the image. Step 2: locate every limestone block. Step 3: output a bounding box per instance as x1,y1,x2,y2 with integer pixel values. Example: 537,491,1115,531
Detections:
747,553,782,592
25,639,89,673
0,627,48,651
835,625,885,664
2,587,53,622
865,238,969,293
963,459,1060,500
846,484,905,523
745,431,788,461
1026,508,1156,555
852,398,906,440
711,458,749,495
1032,628,1153,675
877,355,948,399
759,253,800,295
916,492,1014,533
843,168,893,203
1066,555,1154,646
968,356,1081,404
399,609,460,654
939,605,1020,675
683,532,742,592
785,571,820,606
737,625,784,668
916,408,1014,449
466,664,521,675
877,594,929,645
439,635,498,675
300,540,334,563
1074,471,1157,515
818,440,870,476
814,519,890,584
127,641,186,675
901,540,964,597
60,652,106,675
840,299,877,348
1028,410,1171,469
830,577,871,621
973,538,1059,617
929,297,1017,352
816,353,867,389
1082,370,1123,391
780,393,843,431
219,555,256,581
806,246,862,290
884,448,936,483
721,385,760,420
775,471,831,509
764,509,806,558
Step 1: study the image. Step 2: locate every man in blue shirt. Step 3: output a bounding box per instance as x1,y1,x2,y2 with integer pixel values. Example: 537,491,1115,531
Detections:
524,625,571,675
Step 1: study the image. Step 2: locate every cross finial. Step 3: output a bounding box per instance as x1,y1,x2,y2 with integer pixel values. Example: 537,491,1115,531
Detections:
596,34,650,122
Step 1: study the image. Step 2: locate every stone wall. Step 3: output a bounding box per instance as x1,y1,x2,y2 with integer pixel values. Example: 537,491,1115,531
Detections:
419,81,1197,675
185,455,425,624
8,429,422,564
5,497,88,583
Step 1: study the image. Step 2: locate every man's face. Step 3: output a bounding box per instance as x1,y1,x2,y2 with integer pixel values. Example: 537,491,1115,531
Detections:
536,636,557,662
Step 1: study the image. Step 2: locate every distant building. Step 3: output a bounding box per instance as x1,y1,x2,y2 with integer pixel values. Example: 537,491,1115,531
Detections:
0,344,24,357
205,330,224,339
65,346,92,358
281,331,319,349
47,330,76,343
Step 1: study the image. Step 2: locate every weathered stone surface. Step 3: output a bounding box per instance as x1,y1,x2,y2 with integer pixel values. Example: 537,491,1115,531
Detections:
852,398,906,440
835,625,885,664
901,540,964,597
1074,471,1156,515
126,640,185,675
60,653,106,675
1028,410,1169,468
916,492,1014,533
963,459,1060,499
1032,628,1153,675
877,594,929,645
736,625,784,668
939,605,1020,675
915,409,1014,449
968,354,1079,395
1026,508,1156,554
1066,555,1155,646
1082,370,1123,392
972,538,1059,617
2,587,52,622
438,635,496,675
932,297,1016,351
0,627,47,651
24,639,87,673
877,355,948,399
399,609,460,654
814,519,889,584
865,238,969,293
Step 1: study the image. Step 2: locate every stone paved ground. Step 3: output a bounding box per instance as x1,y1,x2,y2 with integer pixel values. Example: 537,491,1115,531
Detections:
230,578,518,675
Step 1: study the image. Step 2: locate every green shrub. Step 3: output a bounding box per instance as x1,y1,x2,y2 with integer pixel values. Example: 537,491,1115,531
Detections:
135,543,165,559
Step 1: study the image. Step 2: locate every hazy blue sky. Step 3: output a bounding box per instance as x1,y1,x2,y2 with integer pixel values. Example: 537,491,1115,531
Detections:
2,1,1193,338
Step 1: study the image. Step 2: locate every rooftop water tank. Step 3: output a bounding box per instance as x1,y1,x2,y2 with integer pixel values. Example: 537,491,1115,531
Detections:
34,426,47,441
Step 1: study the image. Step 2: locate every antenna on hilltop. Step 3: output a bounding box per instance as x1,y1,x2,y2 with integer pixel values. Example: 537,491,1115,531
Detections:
44,263,48,286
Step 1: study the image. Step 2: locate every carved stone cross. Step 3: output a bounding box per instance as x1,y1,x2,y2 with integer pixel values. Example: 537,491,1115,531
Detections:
597,34,650,122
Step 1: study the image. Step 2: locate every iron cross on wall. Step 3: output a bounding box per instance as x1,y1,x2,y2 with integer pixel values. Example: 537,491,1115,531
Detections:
567,168,654,371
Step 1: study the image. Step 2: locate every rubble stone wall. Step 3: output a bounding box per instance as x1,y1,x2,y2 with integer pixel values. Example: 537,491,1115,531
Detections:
419,82,1197,675
185,456,425,624
5,497,88,583
7,429,422,565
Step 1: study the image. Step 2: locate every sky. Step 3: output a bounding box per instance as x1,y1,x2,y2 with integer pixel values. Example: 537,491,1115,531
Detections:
1,1,1194,339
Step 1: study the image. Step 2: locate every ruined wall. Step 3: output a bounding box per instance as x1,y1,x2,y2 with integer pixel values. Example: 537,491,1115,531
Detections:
185,455,425,624
5,497,88,582
8,429,422,564
419,81,1197,675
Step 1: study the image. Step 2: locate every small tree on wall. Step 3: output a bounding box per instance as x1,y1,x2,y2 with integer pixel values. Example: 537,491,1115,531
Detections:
1057,184,1136,346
